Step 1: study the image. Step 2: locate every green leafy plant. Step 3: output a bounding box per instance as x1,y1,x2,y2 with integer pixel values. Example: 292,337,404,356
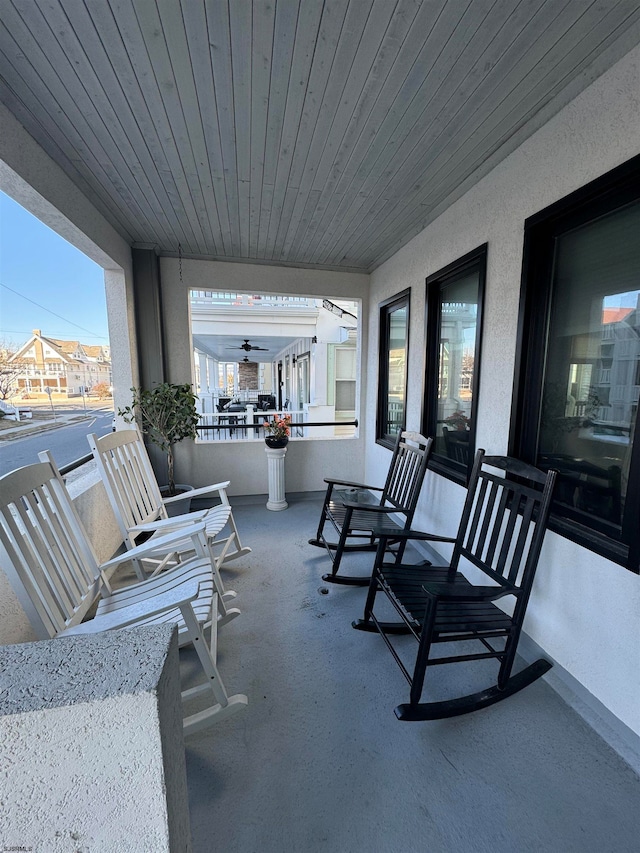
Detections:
118,383,199,495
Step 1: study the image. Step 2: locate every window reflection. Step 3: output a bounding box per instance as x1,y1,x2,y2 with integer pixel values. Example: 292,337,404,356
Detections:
434,275,478,465
378,291,410,445
387,305,408,436
538,201,640,533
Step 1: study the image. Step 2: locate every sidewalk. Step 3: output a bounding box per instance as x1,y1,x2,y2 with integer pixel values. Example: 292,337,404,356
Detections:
0,401,112,442
0,412,93,442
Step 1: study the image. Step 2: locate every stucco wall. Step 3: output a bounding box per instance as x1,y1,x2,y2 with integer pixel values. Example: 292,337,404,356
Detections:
158,258,370,494
367,45,640,735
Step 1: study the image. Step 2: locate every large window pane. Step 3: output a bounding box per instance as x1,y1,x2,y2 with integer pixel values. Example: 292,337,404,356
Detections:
513,155,640,570
377,290,410,446
435,274,478,463
538,204,640,538
424,246,486,482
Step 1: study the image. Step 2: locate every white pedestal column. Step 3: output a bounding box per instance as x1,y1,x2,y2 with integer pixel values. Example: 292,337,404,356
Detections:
265,445,288,511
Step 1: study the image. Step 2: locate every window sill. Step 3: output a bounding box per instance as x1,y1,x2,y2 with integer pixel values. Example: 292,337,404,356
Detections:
546,515,636,573
427,457,468,487
376,436,397,451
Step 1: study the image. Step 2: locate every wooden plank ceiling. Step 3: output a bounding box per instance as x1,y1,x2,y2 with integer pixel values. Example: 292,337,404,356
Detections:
1,0,639,272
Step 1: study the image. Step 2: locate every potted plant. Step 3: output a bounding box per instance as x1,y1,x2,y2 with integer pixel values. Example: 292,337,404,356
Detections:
444,410,470,431
118,382,199,498
263,413,291,448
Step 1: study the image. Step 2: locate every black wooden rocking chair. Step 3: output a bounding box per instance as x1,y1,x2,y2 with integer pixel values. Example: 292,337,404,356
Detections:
353,450,557,720
309,431,432,586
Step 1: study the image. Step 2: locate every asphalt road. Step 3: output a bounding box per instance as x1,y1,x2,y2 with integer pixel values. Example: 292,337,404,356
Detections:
0,407,114,477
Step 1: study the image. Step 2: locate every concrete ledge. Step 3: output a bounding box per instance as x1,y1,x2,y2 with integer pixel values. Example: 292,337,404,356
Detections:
0,626,191,852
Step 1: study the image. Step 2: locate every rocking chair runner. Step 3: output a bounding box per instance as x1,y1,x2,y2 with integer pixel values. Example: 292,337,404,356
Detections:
353,450,557,720
309,431,432,585
0,457,247,734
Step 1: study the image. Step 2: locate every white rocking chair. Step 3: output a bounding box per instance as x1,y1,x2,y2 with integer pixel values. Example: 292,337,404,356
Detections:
0,456,248,734
87,429,251,581
39,450,240,630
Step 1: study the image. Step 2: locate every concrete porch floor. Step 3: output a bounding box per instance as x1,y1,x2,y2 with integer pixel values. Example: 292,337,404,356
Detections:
182,497,640,853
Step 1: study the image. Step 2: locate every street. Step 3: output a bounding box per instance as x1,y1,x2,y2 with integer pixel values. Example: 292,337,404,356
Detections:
0,406,114,476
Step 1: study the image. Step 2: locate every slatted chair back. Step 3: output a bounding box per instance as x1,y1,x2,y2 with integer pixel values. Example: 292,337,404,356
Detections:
450,451,556,607
0,460,104,639
90,428,251,578
88,428,168,537
353,449,557,719
379,430,432,519
310,430,433,584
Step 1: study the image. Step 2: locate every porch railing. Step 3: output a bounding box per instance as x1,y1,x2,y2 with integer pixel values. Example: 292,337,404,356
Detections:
196,408,357,441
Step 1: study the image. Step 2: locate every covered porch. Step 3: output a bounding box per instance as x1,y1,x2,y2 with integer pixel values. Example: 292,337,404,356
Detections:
1,1,640,849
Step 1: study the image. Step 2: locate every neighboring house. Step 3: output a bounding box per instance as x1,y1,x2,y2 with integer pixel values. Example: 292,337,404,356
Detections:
8,329,112,398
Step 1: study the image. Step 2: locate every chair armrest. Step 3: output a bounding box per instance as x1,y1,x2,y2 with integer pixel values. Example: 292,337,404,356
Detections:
421,581,515,601
100,521,207,569
130,510,209,533
341,501,396,512
63,581,201,634
324,477,383,491
161,481,231,505
376,528,457,544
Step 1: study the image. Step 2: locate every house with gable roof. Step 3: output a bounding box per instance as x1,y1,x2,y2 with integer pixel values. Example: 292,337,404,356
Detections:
9,329,111,398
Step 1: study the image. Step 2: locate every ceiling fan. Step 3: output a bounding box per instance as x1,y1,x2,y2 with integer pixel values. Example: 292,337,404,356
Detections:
227,339,268,352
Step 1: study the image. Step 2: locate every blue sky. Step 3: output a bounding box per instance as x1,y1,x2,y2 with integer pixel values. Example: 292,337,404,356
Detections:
0,191,109,348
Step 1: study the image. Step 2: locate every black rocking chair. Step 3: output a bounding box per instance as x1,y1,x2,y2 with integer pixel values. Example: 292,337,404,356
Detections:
309,431,432,586
353,450,557,720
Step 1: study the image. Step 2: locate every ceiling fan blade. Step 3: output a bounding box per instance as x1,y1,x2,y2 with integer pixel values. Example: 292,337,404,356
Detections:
225,340,269,352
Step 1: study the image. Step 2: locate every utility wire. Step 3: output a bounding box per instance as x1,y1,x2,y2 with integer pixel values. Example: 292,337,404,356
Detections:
0,281,108,340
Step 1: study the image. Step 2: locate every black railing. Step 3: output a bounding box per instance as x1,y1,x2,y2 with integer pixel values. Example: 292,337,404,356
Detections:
59,453,94,477
195,419,358,433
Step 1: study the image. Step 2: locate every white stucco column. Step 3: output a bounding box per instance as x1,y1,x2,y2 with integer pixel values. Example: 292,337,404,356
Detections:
265,445,288,510
198,352,208,392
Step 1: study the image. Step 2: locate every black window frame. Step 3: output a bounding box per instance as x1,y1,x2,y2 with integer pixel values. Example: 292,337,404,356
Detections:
510,154,640,574
422,245,487,485
376,288,410,448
